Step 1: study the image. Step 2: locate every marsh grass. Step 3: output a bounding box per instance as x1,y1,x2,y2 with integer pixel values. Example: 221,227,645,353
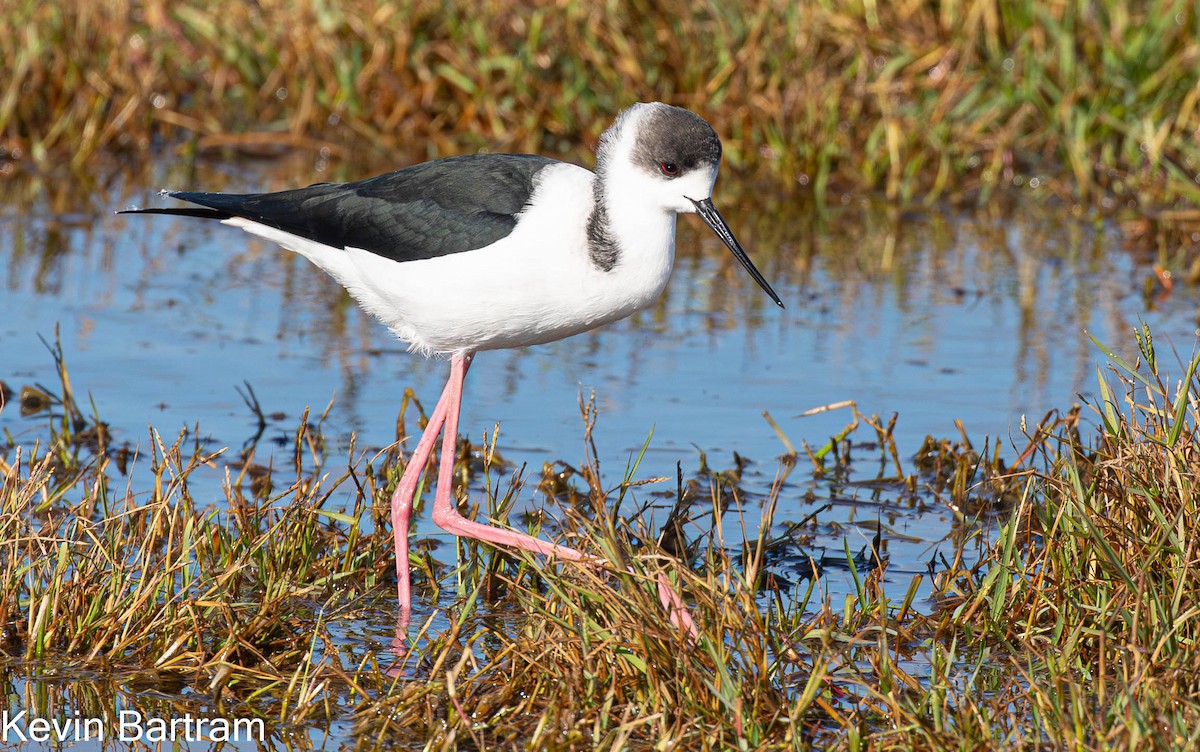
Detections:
4,327,1200,748
5,0,1200,253
946,327,1200,748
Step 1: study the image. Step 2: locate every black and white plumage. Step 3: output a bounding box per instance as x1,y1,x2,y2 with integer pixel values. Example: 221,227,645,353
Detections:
127,102,781,355
123,102,782,633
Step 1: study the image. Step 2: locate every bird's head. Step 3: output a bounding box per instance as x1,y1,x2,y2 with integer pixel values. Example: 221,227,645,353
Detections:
597,102,783,308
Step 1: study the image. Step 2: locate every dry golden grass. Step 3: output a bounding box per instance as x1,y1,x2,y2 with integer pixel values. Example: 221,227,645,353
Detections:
5,0,1200,227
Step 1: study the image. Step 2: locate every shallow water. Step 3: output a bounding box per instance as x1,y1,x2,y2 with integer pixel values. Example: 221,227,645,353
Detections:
2,159,1197,747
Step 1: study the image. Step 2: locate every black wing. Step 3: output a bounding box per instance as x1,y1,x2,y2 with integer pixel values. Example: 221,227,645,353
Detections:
121,153,559,263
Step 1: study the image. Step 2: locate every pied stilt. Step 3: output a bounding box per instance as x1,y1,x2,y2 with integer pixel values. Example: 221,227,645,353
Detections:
122,102,784,634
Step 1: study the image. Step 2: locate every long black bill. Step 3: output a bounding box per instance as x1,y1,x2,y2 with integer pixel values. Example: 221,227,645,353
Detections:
689,197,784,308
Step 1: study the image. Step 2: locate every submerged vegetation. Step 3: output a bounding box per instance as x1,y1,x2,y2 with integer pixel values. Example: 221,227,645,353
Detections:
3,326,1200,748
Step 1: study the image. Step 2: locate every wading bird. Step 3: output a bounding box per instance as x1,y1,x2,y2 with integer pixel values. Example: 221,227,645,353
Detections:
123,102,783,633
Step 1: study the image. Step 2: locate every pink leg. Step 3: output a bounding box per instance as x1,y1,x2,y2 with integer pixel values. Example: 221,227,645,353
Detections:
656,572,695,635
392,367,457,624
429,353,587,562
394,352,695,636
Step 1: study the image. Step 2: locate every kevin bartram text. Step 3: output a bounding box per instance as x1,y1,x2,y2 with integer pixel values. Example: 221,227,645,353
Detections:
1,709,266,743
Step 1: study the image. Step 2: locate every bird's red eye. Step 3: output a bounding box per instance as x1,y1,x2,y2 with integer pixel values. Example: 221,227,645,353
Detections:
659,161,679,176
